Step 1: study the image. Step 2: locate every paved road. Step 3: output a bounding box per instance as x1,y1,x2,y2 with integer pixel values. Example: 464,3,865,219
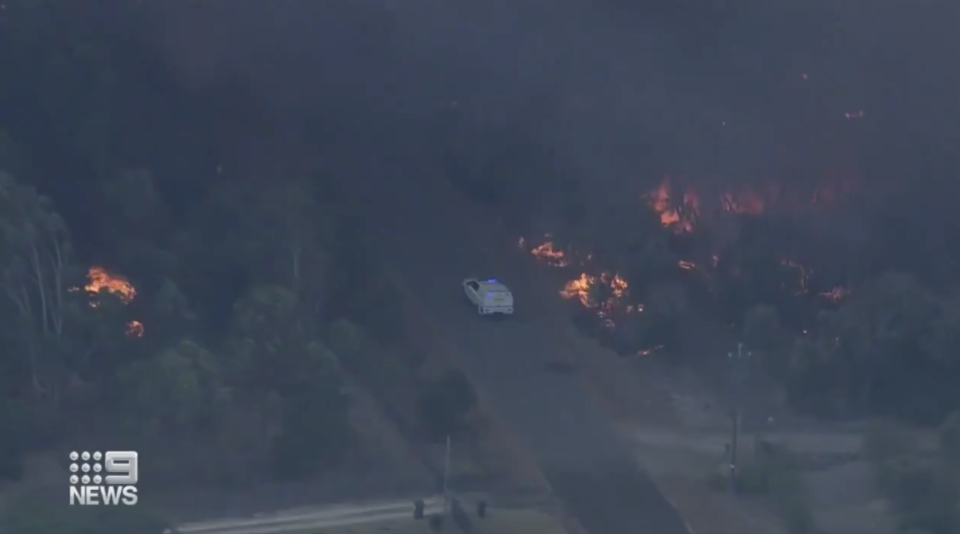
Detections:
174,498,442,534
359,171,691,534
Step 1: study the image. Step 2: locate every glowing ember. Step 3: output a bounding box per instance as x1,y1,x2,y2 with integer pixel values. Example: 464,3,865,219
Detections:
81,266,137,306
720,186,766,215
678,260,696,271
560,272,633,329
819,286,850,302
604,272,628,299
530,238,569,267
70,267,145,339
637,345,664,357
646,177,697,233
126,320,144,338
560,272,628,306
560,273,596,307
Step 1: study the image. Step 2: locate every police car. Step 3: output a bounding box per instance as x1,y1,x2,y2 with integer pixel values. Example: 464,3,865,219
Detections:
462,278,514,315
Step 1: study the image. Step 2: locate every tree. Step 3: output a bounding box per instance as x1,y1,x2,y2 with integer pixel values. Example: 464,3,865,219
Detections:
177,177,334,328
115,339,222,435
214,178,332,313
0,172,83,403
780,272,943,418
97,169,176,278
225,285,352,478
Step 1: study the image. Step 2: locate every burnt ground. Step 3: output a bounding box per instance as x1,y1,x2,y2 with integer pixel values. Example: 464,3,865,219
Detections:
354,163,691,534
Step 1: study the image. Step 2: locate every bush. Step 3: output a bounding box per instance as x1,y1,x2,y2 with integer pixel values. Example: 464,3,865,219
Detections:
417,369,478,441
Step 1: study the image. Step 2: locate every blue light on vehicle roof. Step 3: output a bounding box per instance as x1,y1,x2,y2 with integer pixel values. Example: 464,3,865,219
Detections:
487,279,497,282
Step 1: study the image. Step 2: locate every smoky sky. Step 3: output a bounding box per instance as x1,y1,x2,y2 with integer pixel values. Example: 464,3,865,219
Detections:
119,0,958,211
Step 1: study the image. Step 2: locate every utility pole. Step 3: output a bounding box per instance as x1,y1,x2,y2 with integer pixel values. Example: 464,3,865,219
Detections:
726,342,751,494
442,435,451,514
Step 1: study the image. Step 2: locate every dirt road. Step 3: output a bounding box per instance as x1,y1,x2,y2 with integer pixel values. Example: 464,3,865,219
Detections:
358,170,691,534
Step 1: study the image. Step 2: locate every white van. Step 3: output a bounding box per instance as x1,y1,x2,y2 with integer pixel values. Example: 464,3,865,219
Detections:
462,278,515,315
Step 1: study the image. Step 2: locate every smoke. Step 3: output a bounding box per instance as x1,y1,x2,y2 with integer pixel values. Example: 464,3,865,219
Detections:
129,0,957,216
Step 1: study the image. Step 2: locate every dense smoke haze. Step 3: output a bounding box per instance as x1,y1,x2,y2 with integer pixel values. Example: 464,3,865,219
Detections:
137,0,958,189
116,0,960,287
2,1,960,533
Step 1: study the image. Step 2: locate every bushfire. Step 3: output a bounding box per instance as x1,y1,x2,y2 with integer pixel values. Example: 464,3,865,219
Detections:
647,176,776,234
523,235,593,268
521,172,855,335
72,266,143,338
559,272,635,329
527,236,569,267
645,175,859,234
82,266,137,305
646,177,698,233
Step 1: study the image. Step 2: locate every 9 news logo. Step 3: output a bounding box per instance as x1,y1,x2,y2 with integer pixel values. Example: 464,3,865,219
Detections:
68,450,139,506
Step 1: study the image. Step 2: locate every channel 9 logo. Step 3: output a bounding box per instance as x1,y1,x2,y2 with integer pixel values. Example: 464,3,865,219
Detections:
68,450,139,506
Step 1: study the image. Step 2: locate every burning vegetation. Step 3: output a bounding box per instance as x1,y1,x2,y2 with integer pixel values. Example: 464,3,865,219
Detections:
82,266,137,306
520,173,858,339
647,177,698,233
526,236,569,267
72,267,143,338
521,234,641,328
645,175,860,234
559,272,632,330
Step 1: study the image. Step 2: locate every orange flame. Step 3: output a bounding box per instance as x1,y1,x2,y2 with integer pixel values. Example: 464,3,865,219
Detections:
646,172,859,233
560,273,596,307
126,320,144,338
646,177,698,233
604,272,628,299
560,272,633,329
560,272,629,305
70,267,144,338
81,266,136,306
530,238,569,267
